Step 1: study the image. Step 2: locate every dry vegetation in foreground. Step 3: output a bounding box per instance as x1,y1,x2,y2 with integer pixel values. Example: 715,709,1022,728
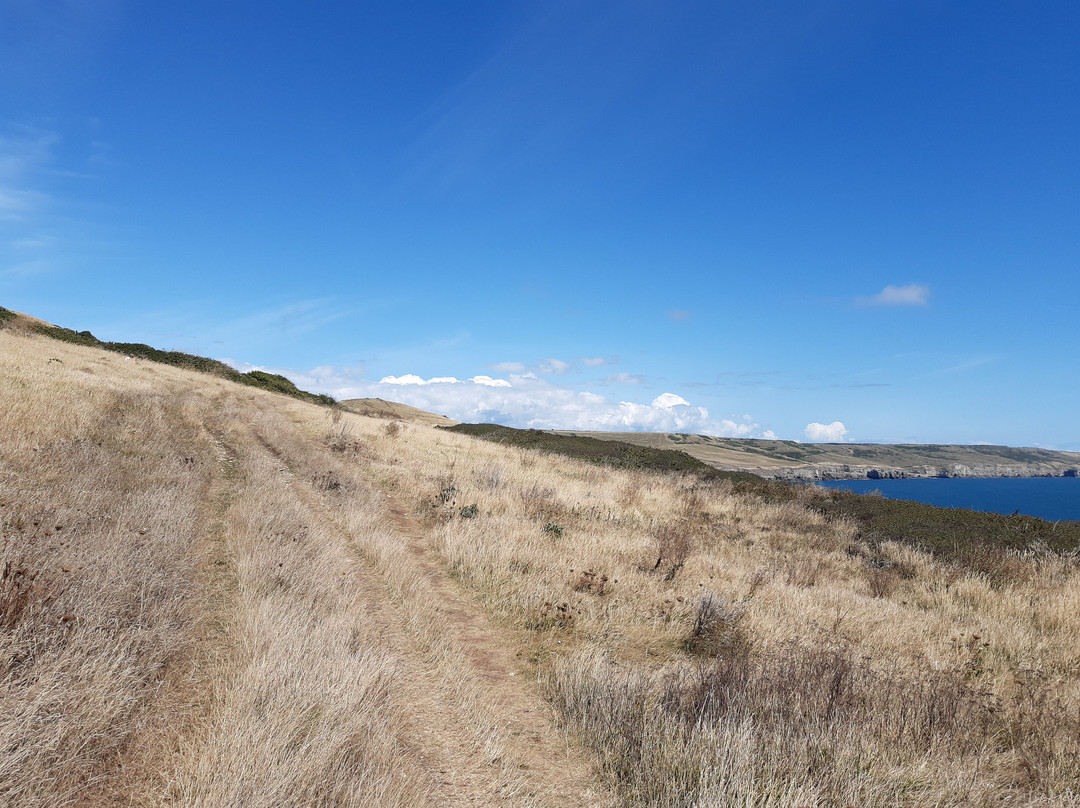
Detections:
361,433,1080,806
3,315,1079,807
0,324,606,807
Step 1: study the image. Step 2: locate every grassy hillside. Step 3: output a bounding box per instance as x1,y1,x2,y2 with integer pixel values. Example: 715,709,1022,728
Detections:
339,397,459,427
446,423,755,479
448,422,1080,570
0,320,603,807
3,318,1080,806
0,306,335,407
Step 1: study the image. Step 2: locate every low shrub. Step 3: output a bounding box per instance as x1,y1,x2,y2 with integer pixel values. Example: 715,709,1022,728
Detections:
652,522,694,581
815,491,1080,572
526,600,575,631
547,644,1004,807
572,569,611,596
683,592,750,658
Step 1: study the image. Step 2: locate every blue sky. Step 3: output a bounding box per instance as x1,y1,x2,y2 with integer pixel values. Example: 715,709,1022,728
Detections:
2,2,1078,448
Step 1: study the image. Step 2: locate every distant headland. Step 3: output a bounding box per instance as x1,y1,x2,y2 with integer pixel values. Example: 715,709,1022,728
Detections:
555,431,1080,481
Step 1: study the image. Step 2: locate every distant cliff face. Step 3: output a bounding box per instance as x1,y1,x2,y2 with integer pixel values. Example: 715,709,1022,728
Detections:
552,430,1080,482
747,463,1080,481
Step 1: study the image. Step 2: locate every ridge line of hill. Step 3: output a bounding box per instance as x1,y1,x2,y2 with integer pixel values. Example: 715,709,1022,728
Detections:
0,305,335,407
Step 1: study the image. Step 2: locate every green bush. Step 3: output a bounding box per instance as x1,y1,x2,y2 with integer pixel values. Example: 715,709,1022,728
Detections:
815,490,1080,570
444,423,760,482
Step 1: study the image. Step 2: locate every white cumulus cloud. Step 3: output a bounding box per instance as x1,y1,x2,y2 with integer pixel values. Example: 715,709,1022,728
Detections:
469,375,512,388
227,360,774,437
857,283,930,307
804,421,848,442
380,374,436,385
653,393,690,408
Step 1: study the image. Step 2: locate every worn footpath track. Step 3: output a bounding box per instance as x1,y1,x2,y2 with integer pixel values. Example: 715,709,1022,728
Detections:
164,401,610,807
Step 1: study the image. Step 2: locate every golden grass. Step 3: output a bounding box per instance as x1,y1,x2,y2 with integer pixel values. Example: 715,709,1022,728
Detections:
338,411,1080,806
3,320,1079,807
0,333,215,805
339,397,459,427
0,326,606,807
164,438,432,807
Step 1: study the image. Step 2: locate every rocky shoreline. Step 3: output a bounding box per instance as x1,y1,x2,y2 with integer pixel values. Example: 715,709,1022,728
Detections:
740,463,1080,482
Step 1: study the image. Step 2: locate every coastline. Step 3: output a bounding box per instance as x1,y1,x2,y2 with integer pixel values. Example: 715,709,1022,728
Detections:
741,463,1080,482
555,431,1080,484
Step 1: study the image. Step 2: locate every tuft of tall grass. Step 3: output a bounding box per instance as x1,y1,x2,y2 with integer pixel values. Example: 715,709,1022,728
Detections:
545,643,1018,807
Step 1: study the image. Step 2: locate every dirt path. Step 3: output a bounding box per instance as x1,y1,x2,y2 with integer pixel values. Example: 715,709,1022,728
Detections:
240,417,614,807
380,497,606,808
67,405,242,807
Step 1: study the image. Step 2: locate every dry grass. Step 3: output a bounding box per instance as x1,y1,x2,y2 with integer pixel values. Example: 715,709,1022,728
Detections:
0,325,605,807
0,334,215,805
163,433,433,807
342,412,1080,806
3,320,1079,807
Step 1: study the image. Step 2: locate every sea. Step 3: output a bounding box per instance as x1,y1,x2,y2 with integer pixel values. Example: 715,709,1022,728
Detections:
812,477,1080,522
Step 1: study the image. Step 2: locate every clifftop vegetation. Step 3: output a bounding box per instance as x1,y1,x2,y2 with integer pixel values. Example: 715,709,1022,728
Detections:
447,421,1080,572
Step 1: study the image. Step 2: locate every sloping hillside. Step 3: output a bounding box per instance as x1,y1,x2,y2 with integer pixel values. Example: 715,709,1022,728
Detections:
0,320,606,808
3,313,1080,807
340,397,459,427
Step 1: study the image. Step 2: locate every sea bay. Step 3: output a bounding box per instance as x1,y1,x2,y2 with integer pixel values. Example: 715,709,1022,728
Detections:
813,476,1080,522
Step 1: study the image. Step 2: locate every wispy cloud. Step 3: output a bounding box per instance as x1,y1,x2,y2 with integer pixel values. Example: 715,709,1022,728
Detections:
1,127,61,277
668,308,691,321
11,237,51,249
487,357,574,376
934,355,998,375
0,128,59,222
580,355,619,367
198,299,352,345
716,370,784,388
599,372,645,385
486,361,527,373
537,358,571,375
856,283,930,307
0,124,119,280
398,7,670,196
2,259,50,277
102,298,358,358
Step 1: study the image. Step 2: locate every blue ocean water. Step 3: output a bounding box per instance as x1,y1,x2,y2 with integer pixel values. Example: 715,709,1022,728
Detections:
813,477,1080,522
